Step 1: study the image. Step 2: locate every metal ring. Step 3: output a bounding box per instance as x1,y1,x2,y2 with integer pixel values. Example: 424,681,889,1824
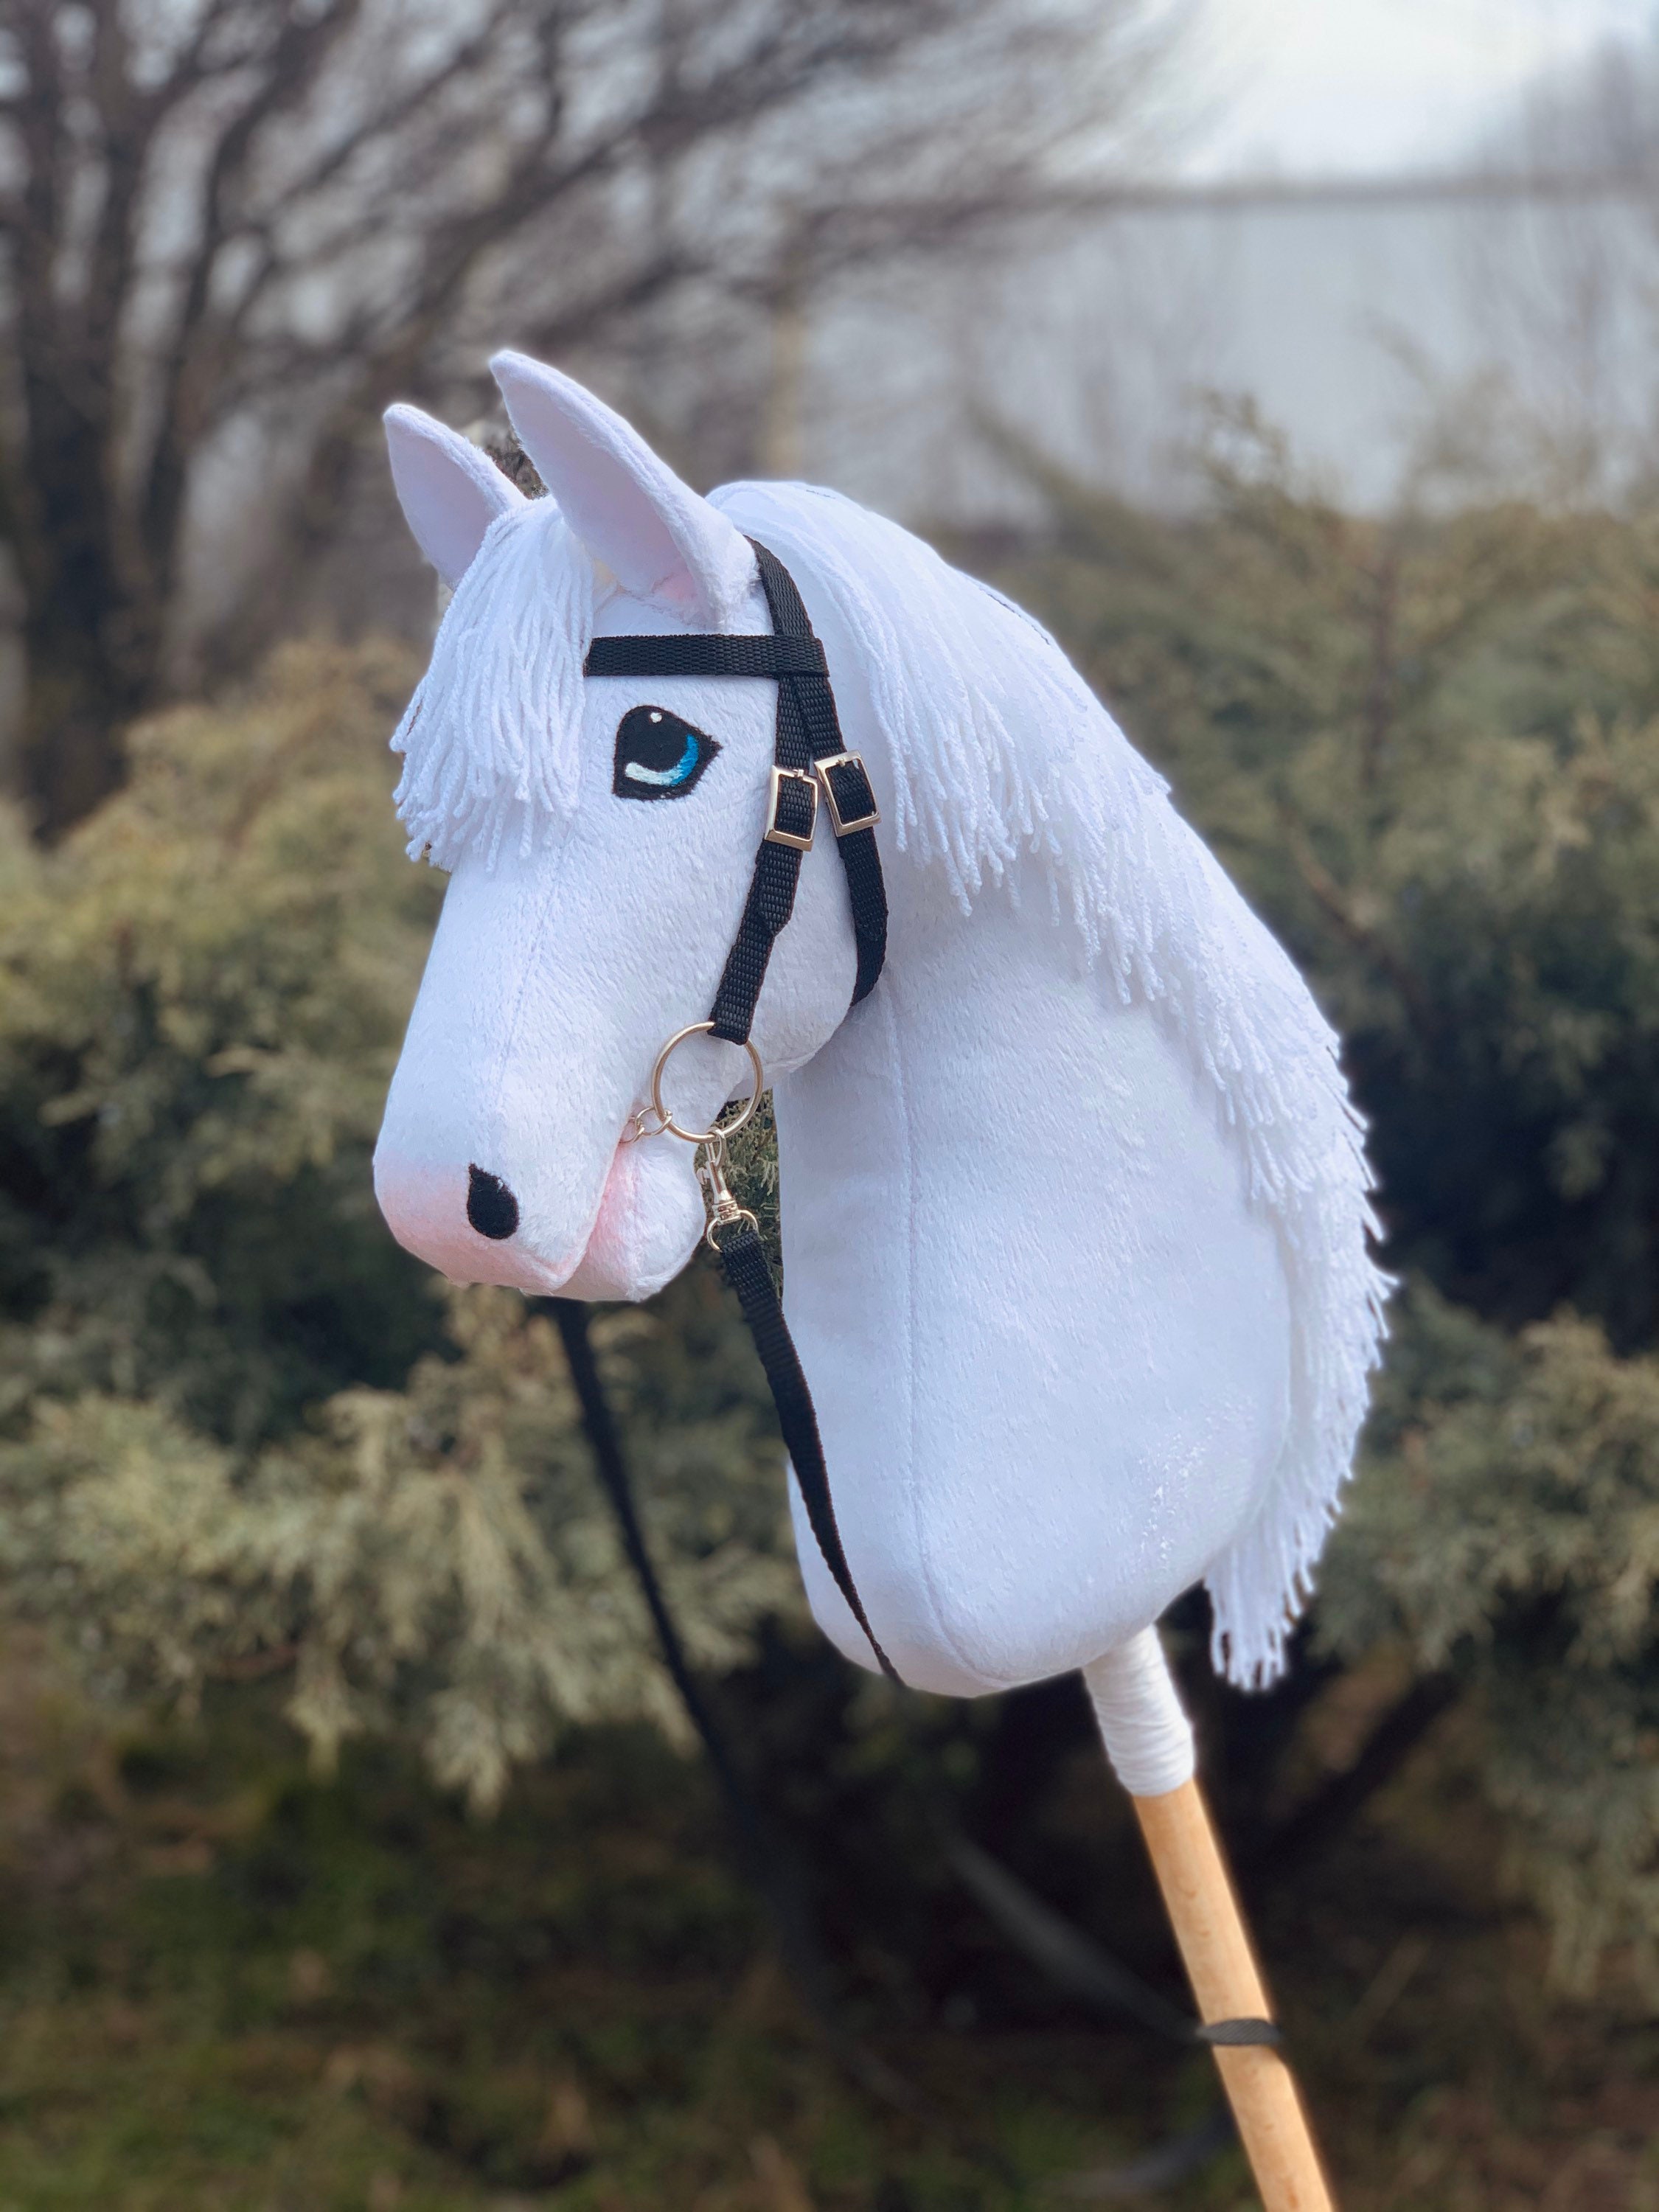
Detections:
648,1022,765,1146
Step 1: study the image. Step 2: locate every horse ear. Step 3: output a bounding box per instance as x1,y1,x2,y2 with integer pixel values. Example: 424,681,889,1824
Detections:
489,350,756,626
384,404,525,588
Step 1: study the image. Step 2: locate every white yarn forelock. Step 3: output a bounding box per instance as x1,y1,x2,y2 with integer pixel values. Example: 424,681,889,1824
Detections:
392,498,594,869
713,478,1389,1689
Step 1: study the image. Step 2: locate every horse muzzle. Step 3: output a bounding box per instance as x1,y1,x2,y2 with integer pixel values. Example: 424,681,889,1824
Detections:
373,1124,706,1302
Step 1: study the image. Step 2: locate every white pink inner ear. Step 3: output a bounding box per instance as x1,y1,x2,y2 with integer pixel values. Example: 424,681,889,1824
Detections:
489,349,757,630
384,403,525,587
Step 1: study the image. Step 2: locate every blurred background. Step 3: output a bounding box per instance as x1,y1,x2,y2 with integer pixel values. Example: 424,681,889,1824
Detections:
1,2,1658,2207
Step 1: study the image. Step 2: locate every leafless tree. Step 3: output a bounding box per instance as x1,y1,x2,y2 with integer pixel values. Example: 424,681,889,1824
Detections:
1485,27,1659,183
0,0,1177,833
1391,26,1659,514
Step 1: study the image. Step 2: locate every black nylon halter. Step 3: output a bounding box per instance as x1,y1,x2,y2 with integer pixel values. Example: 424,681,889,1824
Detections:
583,538,898,1680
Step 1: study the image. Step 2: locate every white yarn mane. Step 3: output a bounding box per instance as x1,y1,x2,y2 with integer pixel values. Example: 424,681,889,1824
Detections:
392,496,594,868
713,479,1388,1688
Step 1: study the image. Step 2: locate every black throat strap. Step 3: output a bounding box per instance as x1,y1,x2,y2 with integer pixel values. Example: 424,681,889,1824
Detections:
582,540,899,1682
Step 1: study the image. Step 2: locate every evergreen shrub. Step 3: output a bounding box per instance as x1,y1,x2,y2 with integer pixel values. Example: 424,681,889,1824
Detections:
0,642,792,1809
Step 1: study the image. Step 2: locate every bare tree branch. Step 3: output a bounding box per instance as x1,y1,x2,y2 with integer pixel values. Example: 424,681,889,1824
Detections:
0,0,1179,833
140,0,366,605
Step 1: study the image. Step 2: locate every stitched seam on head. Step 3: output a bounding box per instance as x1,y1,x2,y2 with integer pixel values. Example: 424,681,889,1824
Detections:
479,815,578,1158
887,981,985,1684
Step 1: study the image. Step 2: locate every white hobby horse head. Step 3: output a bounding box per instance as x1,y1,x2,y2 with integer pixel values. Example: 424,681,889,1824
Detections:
375,352,1387,1701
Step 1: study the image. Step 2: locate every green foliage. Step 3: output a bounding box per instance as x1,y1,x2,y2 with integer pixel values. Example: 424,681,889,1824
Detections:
0,643,793,1806
0,636,442,1437
1326,1287,1659,1986
0,1287,792,1812
0,1686,1188,2212
9,434,1659,2014
980,430,1659,1984
993,425,1659,1342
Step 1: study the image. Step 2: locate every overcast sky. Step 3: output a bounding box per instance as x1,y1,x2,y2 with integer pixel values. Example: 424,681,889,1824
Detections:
1182,0,1657,176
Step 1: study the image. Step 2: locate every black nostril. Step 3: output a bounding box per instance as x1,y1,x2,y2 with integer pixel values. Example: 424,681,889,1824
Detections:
466,1164,519,1241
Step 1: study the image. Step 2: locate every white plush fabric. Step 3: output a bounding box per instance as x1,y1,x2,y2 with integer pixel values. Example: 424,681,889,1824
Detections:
374,359,1388,1700
492,351,758,628
385,406,525,587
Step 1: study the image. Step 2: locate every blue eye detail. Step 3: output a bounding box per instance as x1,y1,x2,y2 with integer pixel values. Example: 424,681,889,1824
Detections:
613,706,720,801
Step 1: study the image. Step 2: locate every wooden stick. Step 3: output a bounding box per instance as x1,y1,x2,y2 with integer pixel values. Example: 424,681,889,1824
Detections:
1133,1778,1336,2212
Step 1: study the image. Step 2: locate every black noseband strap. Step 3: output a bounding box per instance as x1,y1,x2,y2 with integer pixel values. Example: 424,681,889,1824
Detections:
583,538,888,1045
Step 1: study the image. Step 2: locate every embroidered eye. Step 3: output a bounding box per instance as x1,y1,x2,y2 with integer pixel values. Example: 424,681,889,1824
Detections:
612,706,720,801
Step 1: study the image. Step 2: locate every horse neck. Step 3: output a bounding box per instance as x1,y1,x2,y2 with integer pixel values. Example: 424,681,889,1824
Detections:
771,862,1098,1304
765,849,1141,1380
767,857,1295,1695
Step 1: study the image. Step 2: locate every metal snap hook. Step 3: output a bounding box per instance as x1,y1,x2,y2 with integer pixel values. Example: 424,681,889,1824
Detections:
697,1133,760,1251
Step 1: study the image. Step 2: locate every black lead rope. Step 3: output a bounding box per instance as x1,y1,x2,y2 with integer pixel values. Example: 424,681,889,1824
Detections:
585,540,898,1681
714,1214,898,1680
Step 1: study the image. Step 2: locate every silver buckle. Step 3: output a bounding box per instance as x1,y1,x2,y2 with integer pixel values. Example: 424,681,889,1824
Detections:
815,752,880,836
763,766,818,850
